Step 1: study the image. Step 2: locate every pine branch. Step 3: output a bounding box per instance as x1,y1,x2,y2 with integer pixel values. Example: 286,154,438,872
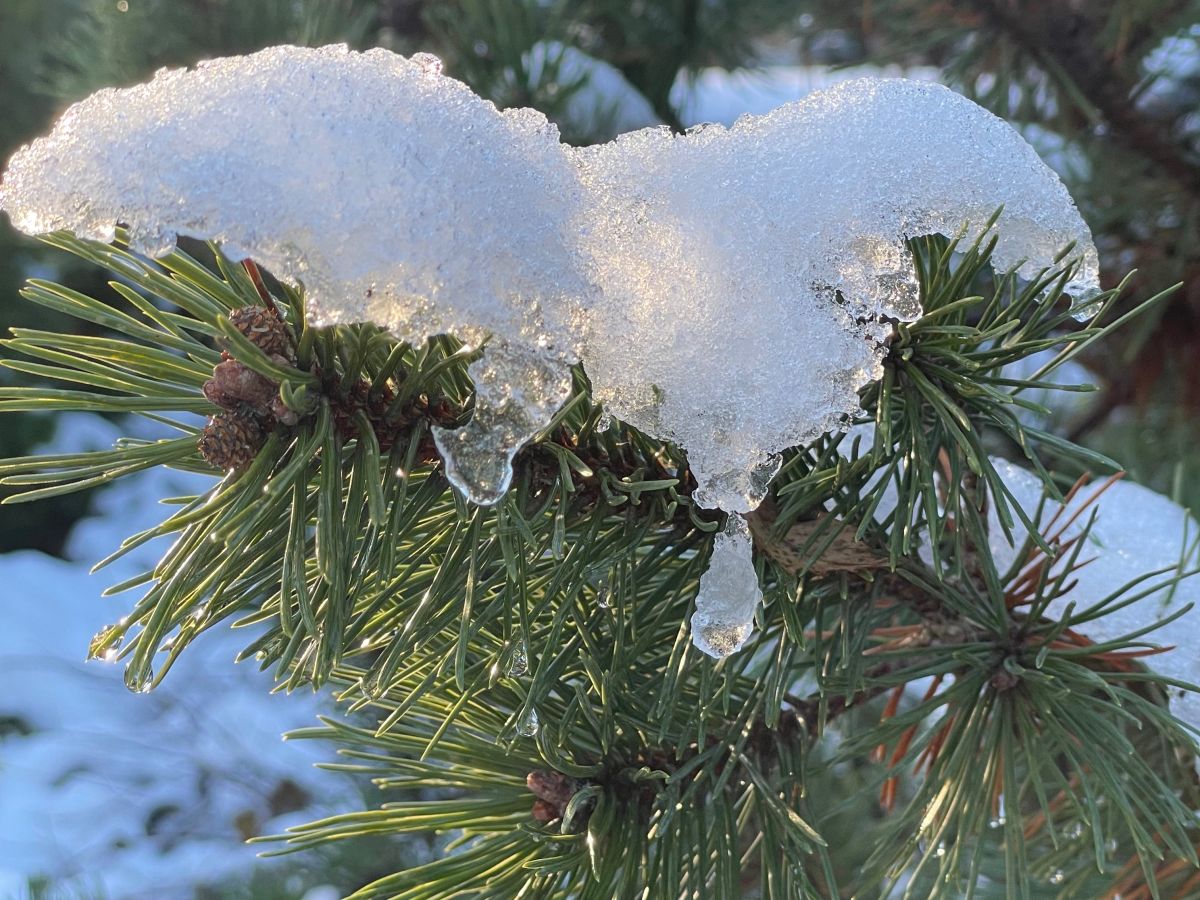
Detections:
2,224,1195,896
964,0,1200,202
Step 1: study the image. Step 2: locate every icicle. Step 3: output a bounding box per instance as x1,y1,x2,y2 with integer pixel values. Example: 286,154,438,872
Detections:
691,515,762,658
433,344,573,505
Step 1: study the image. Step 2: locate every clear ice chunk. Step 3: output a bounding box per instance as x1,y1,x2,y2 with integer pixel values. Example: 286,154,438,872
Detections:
691,514,762,658
0,44,590,507
432,342,573,505
572,77,1101,519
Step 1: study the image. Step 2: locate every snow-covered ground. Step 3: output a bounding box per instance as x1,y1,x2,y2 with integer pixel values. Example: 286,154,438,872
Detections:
0,415,352,898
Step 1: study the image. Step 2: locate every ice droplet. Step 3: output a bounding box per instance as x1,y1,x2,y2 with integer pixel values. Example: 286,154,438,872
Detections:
1049,869,1065,885
124,665,154,693
518,706,540,736
595,411,613,433
359,672,386,700
691,515,761,658
508,634,529,677
126,222,177,259
587,566,612,609
88,623,123,661
588,571,609,614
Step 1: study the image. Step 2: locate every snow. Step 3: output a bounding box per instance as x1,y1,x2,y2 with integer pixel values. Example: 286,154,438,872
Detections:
670,63,940,127
573,78,1099,654
574,77,1099,525
0,415,356,896
831,430,1200,740
1137,25,1200,120
987,458,1200,736
0,44,590,509
1000,348,1098,428
1,49,1103,659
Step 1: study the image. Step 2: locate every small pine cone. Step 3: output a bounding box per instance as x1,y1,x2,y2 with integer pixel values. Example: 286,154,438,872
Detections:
228,306,292,359
198,412,267,471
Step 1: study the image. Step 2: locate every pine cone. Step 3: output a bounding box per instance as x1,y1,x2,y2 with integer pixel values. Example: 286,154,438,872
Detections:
228,306,292,359
198,412,267,471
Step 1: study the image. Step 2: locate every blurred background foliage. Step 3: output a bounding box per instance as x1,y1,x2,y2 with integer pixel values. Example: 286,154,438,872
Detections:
1,0,1197,894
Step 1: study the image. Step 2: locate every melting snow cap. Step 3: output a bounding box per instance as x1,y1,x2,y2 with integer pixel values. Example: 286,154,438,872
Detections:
573,77,1101,517
1,59,1107,659
0,43,589,344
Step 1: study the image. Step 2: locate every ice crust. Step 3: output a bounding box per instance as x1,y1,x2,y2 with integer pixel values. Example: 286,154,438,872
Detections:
0,44,590,506
0,48,1105,659
988,460,1200,733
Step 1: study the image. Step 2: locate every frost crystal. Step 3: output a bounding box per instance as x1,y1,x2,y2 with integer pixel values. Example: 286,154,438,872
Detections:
0,44,589,506
691,515,762,658
572,77,1100,517
989,460,1200,734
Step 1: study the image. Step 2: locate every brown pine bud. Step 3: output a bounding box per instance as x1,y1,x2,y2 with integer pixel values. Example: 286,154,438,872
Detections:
530,799,559,824
228,306,292,359
198,412,267,471
527,770,576,810
203,359,280,412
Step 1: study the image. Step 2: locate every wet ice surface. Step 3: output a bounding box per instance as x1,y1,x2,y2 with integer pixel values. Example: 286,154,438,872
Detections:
988,459,1200,736
0,44,589,507
1,51,1104,659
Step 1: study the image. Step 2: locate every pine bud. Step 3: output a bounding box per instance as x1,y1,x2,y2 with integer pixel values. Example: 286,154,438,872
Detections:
526,769,576,809
228,306,292,359
198,412,267,471
203,358,280,411
530,799,559,824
